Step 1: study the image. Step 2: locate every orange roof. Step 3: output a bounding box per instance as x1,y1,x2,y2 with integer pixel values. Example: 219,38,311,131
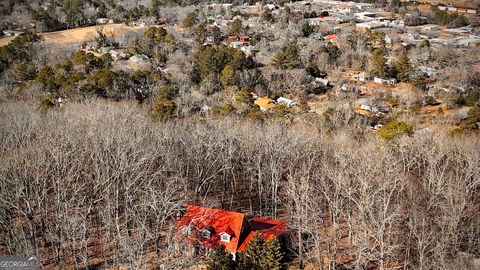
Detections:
337,5,353,9
325,34,337,40
418,4,431,9
176,205,286,253
177,204,246,253
254,97,276,109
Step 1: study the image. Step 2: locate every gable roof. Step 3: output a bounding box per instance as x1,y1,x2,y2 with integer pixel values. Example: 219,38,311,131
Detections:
237,217,286,251
176,205,286,253
176,204,248,253
254,97,276,110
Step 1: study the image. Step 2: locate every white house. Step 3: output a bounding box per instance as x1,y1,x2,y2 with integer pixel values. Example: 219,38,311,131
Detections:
360,104,379,112
230,41,244,49
418,66,439,77
356,22,385,30
315,77,330,86
304,18,323,26
354,12,379,21
374,77,396,85
353,72,370,82
96,18,113,24
3,30,25,37
277,97,296,108
240,45,256,56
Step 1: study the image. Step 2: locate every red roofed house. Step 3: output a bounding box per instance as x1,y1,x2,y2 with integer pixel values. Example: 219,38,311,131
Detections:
239,36,250,42
176,204,286,258
325,34,337,41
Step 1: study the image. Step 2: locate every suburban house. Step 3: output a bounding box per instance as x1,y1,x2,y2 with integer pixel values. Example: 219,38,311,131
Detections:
315,77,330,87
356,21,385,30
176,204,286,258
96,18,113,25
356,98,390,114
324,34,338,41
353,71,370,82
3,30,25,37
255,97,276,111
373,77,397,85
239,36,250,42
277,97,296,108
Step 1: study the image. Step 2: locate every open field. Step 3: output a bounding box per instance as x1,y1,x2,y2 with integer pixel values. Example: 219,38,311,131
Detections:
41,24,139,45
0,24,142,47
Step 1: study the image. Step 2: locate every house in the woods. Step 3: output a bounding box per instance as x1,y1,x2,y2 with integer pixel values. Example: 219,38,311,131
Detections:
3,30,25,37
254,97,276,111
176,204,286,258
277,97,296,108
353,71,370,82
324,34,337,42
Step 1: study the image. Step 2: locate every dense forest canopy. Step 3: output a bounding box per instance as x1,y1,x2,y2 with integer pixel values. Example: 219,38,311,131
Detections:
0,101,479,269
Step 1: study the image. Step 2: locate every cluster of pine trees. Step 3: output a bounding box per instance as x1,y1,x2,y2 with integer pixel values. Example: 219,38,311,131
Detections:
191,45,254,88
208,233,284,270
430,6,469,28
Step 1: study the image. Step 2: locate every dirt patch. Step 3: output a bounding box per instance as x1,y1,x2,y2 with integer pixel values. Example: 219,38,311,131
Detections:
0,24,142,47
0,36,15,47
41,24,137,45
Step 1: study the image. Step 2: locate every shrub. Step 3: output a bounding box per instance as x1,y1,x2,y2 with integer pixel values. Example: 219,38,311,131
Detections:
38,97,56,112
246,108,264,121
234,87,253,105
12,63,37,82
378,119,414,140
454,88,480,107
212,104,234,117
183,11,198,28
451,107,480,134
151,98,177,120
272,41,301,69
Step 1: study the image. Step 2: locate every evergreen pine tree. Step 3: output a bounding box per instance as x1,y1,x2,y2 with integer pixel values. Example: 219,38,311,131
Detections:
151,0,159,17
212,26,222,44
272,40,300,69
394,53,411,82
239,233,265,269
369,48,387,78
207,245,236,270
194,22,207,44
301,22,314,37
236,251,252,270
220,64,236,89
183,11,198,28
261,238,284,270
284,40,300,69
231,19,242,36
